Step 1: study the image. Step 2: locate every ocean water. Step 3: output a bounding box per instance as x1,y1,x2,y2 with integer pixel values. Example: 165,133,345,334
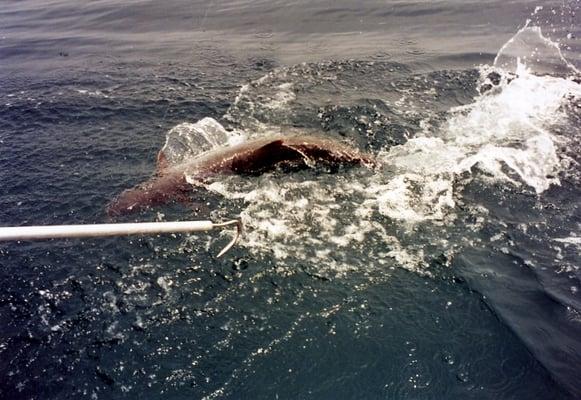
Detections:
1,1,580,399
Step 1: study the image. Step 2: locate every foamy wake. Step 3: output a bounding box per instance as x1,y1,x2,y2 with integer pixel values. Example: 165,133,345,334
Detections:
167,30,580,274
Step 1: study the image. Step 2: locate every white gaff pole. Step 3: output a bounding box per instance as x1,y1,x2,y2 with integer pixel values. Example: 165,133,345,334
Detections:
0,219,242,257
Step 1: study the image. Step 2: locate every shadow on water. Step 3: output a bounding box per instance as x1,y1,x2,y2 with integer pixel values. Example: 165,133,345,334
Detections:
454,176,581,398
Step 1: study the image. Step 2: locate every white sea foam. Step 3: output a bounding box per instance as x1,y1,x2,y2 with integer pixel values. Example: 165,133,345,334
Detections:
208,174,425,274
441,61,578,193
555,237,581,246
168,27,580,274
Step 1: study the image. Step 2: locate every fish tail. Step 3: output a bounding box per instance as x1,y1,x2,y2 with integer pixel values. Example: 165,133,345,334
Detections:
107,174,190,217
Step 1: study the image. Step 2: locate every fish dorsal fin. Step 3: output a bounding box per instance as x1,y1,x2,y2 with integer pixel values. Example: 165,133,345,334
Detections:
228,138,318,173
228,139,285,172
254,139,284,154
157,117,233,173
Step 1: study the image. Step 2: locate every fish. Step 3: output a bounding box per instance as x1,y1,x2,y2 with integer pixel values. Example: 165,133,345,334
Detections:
107,135,375,216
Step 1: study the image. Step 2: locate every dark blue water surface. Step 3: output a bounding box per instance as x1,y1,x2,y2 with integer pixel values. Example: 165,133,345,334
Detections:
1,1,580,399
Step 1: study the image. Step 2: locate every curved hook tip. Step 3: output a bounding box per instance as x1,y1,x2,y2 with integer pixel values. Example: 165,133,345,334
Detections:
214,219,243,257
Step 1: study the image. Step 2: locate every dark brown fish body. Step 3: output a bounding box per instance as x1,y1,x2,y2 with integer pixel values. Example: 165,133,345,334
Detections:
107,135,375,216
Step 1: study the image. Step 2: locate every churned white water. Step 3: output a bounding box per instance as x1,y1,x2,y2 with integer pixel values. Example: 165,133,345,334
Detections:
164,27,580,274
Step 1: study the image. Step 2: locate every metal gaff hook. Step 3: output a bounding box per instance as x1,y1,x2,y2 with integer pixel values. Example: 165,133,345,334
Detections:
213,219,243,257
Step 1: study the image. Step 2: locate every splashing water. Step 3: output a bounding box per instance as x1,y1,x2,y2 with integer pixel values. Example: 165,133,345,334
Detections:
160,117,245,167
441,61,579,193
163,26,580,276
494,25,580,75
